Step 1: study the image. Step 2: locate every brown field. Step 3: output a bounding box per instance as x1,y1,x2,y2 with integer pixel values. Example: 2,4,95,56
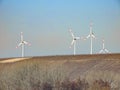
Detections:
0,53,120,90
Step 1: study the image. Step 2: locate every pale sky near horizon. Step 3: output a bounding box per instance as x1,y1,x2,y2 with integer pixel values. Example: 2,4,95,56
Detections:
0,0,120,58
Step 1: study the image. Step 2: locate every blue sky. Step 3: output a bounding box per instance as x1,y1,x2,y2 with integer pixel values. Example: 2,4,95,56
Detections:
0,0,120,58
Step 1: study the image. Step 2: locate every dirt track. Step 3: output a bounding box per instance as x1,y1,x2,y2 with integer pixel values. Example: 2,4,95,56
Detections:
0,58,29,63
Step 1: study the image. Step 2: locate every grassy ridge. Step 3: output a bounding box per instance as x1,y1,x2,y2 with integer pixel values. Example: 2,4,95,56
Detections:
0,54,120,90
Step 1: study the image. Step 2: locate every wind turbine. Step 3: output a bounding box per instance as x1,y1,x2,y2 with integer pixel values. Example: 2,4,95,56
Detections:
69,28,80,55
86,22,96,54
16,32,31,57
99,38,110,53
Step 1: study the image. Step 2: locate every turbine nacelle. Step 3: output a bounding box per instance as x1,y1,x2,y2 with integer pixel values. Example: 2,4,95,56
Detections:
86,31,96,39
74,37,80,40
21,41,31,46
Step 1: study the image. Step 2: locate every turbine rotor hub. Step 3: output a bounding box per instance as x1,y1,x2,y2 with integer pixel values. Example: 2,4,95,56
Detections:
74,38,77,40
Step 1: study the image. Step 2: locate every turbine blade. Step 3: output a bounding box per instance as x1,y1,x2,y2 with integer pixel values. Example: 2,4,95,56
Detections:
71,40,75,46
92,34,95,38
18,43,22,47
90,22,93,27
21,32,23,41
69,40,75,48
81,37,86,40
23,41,31,46
99,50,103,53
16,43,22,48
105,49,109,53
23,41,28,44
86,34,90,39
76,37,80,39
69,29,74,38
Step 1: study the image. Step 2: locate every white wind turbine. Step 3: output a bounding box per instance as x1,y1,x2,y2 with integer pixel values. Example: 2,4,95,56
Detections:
99,38,110,53
69,28,80,55
16,32,31,57
86,22,96,54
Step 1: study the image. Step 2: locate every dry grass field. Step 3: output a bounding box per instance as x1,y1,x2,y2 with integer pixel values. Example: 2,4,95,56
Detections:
0,53,120,90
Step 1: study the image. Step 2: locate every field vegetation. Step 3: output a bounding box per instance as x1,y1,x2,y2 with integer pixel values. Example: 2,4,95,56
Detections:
0,54,120,90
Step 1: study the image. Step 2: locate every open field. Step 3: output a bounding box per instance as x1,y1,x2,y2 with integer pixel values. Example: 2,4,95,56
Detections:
0,53,120,90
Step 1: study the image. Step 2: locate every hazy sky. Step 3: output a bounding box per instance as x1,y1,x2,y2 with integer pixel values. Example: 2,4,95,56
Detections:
0,0,120,58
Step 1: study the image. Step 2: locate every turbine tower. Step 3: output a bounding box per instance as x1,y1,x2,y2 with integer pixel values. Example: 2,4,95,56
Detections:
69,28,80,55
99,38,110,53
86,22,96,54
16,32,31,57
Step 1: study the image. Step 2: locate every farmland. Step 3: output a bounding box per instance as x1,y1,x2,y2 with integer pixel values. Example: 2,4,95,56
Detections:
0,53,120,90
